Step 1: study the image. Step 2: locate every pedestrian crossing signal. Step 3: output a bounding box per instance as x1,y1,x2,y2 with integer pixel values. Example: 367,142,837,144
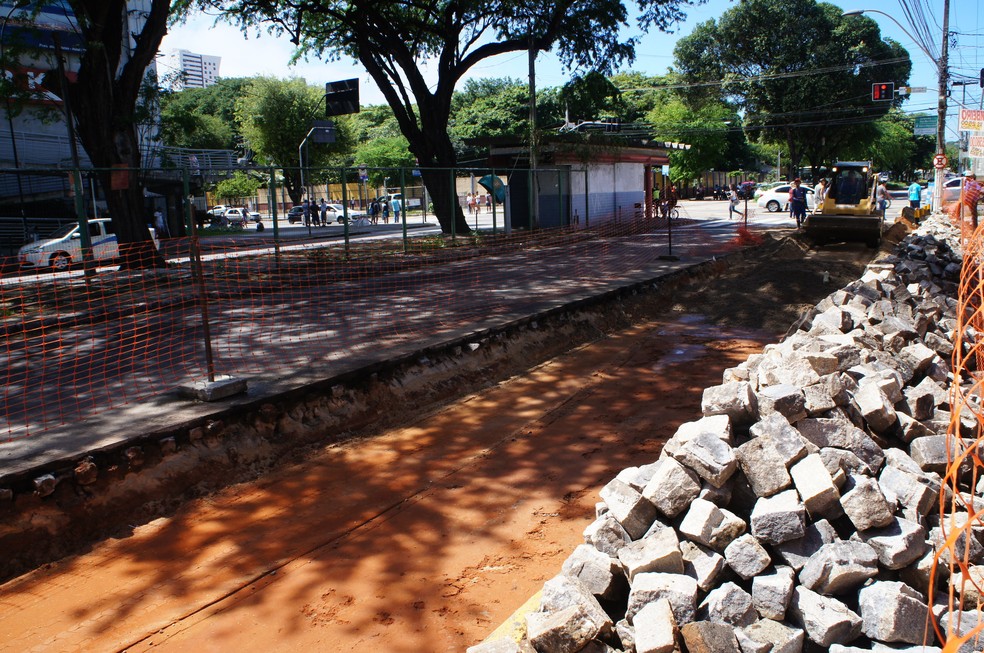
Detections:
872,82,894,101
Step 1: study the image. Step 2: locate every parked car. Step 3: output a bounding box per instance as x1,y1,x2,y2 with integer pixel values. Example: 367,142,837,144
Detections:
286,206,306,223
327,203,367,223
753,181,788,200
18,218,159,271
756,184,816,212
212,207,251,228
207,205,230,216
922,177,962,205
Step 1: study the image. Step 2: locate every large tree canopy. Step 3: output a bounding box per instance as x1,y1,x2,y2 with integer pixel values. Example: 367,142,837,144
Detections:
159,78,253,151
673,0,911,177
235,76,353,204
175,0,699,234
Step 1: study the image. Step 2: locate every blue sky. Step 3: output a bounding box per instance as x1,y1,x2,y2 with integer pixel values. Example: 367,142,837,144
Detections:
161,0,982,140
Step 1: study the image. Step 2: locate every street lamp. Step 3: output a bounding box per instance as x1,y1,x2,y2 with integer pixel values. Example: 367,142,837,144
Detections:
1,0,30,241
843,6,950,213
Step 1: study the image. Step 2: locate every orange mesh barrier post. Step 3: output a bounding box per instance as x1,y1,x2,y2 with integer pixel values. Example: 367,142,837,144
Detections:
933,219,984,651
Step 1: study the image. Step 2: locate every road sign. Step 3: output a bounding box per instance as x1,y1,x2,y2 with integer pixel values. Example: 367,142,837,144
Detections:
933,154,948,169
358,165,367,181
913,115,937,136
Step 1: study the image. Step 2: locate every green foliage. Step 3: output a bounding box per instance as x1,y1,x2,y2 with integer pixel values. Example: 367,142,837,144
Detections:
159,78,253,150
175,0,700,234
559,71,624,123
352,137,415,186
673,0,911,174
214,171,263,199
647,99,748,182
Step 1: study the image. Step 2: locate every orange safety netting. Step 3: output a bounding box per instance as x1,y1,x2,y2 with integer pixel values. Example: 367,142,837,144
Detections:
932,200,984,652
0,198,750,440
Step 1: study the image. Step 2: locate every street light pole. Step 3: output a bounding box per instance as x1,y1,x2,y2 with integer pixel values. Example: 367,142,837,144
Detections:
843,6,949,212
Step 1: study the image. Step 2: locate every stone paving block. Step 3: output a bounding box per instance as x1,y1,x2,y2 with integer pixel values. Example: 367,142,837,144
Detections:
678,497,746,552
803,382,838,415
749,489,806,545
790,453,841,518
901,385,937,421
854,516,928,570
798,540,879,595
796,417,884,474
896,412,934,443
583,513,631,557
562,544,622,600
671,431,737,488
909,435,956,475
526,604,600,653
938,609,984,653
599,478,657,540
840,474,895,531
879,464,938,518
802,351,840,376
661,414,733,459
633,598,678,653
680,540,725,592
775,519,838,571
642,456,701,518
679,621,741,653
539,574,613,641
701,381,758,425
739,619,804,653
749,412,813,466
752,566,795,621
723,533,771,580
858,580,930,645
699,581,756,627
617,524,684,582
697,479,732,506
756,384,808,423
627,572,698,626
735,437,792,497
788,586,862,648
854,380,899,432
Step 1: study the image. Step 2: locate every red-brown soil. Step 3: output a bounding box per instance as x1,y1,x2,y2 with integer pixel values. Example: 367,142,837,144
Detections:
0,237,876,652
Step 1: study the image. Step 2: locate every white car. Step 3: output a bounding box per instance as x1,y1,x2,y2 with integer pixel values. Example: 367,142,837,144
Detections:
756,185,816,212
207,205,230,216
327,203,367,223
921,177,961,205
18,218,159,271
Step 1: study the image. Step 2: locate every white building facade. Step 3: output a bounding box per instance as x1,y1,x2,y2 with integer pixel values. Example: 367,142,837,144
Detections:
165,49,221,89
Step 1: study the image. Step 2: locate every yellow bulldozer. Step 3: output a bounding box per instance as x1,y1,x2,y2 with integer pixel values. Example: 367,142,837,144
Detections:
804,161,884,247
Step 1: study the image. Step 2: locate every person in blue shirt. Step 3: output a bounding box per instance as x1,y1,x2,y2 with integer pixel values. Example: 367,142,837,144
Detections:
908,180,923,208
788,178,809,227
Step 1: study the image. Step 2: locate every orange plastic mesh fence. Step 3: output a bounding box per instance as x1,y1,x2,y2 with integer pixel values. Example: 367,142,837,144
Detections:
0,187,752,439
932,205,984,652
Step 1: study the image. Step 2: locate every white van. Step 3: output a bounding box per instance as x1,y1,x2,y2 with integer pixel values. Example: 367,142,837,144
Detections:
18,218,159,271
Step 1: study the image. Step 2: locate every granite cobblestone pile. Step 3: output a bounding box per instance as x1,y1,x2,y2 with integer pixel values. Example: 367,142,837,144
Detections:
470,216,980,653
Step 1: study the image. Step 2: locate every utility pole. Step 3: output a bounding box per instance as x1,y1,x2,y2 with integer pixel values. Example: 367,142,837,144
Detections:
933,0,950,213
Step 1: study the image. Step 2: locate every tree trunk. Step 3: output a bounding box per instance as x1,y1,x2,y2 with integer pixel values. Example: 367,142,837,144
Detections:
418,169,470,234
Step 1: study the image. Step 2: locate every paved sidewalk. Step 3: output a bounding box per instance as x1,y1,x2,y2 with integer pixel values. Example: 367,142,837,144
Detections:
0,219,751,484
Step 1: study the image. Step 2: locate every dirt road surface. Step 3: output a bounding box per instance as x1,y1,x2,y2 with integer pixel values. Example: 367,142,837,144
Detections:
0,237,877,652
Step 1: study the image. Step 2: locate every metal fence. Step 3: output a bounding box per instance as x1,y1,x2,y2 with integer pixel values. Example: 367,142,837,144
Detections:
0,164,744,439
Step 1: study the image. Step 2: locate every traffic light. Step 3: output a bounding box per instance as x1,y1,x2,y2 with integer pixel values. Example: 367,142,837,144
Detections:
872,82,894,101
980,68,984,88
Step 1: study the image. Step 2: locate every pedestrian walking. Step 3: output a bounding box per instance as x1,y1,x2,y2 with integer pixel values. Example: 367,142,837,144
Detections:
728,184,743,220
875,180,889,214
153,209,169,238
485,193,492,212
907,180,922,208
392,197,401,223
319,198,328,226
789,178,808,227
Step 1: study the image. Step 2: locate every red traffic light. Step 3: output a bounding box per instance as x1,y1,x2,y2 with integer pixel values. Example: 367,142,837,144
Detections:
872,82,894,101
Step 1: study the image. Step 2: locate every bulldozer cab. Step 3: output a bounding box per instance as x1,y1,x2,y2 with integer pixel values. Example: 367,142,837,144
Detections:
822,161,875,215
